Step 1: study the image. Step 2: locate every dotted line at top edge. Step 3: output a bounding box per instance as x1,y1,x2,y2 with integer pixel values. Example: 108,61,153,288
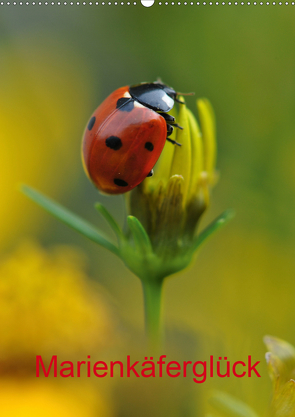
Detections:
1,1,136,4
1,1,294,4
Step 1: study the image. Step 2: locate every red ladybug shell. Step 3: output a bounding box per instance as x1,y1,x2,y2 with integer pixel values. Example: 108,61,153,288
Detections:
82,86,167,194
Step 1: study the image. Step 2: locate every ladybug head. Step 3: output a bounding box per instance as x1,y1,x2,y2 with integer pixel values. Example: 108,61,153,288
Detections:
155,82,177,101
162,85,177,100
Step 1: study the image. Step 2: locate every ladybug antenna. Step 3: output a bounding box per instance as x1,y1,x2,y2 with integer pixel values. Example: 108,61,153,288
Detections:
176,91,195,96
175,91,195,104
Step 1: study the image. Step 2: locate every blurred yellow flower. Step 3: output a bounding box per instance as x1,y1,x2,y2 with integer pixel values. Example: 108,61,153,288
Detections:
265,336,295,417
0,379,112,417
0,241,115,374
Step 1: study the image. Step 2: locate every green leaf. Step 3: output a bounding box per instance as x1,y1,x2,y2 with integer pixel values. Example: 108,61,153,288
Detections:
192,209,235,253
127,216,153,254
95,203,124,241
20,185,120,257
209,391,260,417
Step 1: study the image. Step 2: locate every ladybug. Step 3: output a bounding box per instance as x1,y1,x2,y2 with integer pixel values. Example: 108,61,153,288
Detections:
82,81,184,195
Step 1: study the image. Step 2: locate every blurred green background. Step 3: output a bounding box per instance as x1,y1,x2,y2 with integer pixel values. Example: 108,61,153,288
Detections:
1,5,295,416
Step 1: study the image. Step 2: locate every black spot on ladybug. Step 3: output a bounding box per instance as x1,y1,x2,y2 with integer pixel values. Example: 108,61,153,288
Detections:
87,116,96,131
145,142,154,151
116,98,134,112
106,136,122,150
114,178,128,187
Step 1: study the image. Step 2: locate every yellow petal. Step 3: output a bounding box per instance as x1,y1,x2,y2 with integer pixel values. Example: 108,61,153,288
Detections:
149,107,177,190
197,98,216,181
264,336,295,371
169,98,192,205
265,352,284,388
186,108,203,200
271,380,295,417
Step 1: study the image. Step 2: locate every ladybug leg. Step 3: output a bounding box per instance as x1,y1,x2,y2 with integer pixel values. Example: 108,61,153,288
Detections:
166,137,181,146
159,112,183,129
171,123,183,130
167,124,174,137
166,123,181,146
167,123,183,134
159,112,175,123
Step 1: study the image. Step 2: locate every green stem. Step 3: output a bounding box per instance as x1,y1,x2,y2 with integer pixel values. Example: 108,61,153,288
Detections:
141,279,163,351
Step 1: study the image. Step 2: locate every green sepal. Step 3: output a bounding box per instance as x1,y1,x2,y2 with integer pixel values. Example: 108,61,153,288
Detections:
209,390,260,417
95,203,124,241
192,209,235,254
127,215,153,254
21,185,120,257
